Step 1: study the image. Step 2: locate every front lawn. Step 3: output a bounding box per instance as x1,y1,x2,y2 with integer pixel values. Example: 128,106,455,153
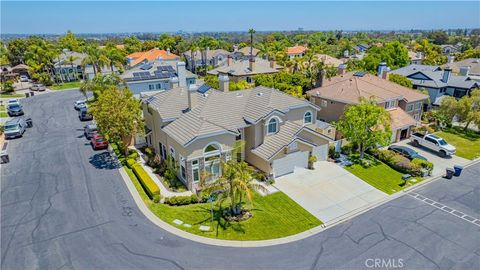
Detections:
345,155,422,195
0,105,5,110
125,167,322,240
50,81,81,90
436,127,480,160
0,112,8,118
0,93,24,98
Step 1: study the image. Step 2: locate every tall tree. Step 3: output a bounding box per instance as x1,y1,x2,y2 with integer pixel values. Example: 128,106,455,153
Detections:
104,45,125,73
335,98,392,158
248,28,256,58
65,54,79,81
123,36,143,54
58,30,84,52
89,86,143,155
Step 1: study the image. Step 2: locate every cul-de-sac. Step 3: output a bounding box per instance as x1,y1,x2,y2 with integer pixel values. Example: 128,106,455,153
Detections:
1,1,479,270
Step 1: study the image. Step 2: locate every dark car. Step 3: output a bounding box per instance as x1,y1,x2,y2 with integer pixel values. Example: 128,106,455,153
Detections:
7,104,24,116
78,107,93,121
84,124,98,139
388,145,427,161
91,133,108,150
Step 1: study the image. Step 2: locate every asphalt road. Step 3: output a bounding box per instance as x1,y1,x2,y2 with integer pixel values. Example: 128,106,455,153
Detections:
1,90,479,270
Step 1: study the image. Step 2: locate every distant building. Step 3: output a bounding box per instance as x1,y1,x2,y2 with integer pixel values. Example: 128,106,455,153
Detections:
182,48,230,71
53,50,86,81
354,44,370,53
286,45,307,59
440,43,462,55
231,46,260,60
126,48,179,68
207,56,282,83
408,51,424,65
441,58,480,82
315,54,344,67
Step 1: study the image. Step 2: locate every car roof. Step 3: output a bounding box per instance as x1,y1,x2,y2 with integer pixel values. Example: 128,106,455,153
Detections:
391,145,416,153
5,118,24,125
427,134,440,139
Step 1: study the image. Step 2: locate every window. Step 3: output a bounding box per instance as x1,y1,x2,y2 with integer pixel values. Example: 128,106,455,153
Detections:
170,146,176,162
321,100,328,107
384,100,395,109
415,102,422,109
304,111,313,124
425,137,437,144
414,114,420,120
159,143,167,159
246,77,252,83
192,168,200,182
180,156,186,179
192,159,198,166
406,104,414,112
267,118,278,134
204,143,221,180
156,83,162,89
149,84,155,90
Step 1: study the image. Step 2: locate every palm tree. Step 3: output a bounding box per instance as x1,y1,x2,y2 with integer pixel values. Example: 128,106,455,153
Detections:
104,47,125,74
189,42,199,75
248,28,256,59
66,55,79,81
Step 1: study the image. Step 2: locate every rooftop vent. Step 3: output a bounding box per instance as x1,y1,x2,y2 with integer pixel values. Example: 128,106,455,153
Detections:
256,92,264,97
140,62,153,70
236,92,243,97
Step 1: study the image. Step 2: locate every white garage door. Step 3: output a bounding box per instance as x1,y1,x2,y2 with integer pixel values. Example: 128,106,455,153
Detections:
272,151,309,178
312,144,328,161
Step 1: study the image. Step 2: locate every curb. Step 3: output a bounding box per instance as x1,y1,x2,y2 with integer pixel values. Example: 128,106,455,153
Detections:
118,156,480,247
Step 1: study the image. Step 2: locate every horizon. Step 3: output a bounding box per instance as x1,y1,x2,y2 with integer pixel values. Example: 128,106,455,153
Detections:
1,1,479,35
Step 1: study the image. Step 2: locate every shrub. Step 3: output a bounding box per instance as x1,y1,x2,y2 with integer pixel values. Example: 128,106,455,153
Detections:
145,147,155,157
413,125,435,135
252,170,268,182
153,194,161,203
128,150,139,161
131,163,160,199
164,194,199,206
1,80,14,92
126,158,136,169
371,149,432,177
411,158,434,176
341,143,356,155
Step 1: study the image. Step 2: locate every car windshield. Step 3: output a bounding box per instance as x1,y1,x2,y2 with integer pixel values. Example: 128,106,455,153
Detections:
95,137,105,142
9,104,20,109
4,124,19,131
438,139,447,146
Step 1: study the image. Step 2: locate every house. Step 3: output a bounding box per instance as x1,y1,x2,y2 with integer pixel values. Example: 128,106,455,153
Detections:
315,54,344,67
306,65,429,143
232,46,260,60
11,64,30,78
354,44,369,53
441,58,480,81
182,48,230,71
142,76,330,191
286,45,307,59
53,50,86,81
408,51,424,65
440,43,462,55
207,56,282,83
390,64,479,105
122,61,197,96
127,48,179,67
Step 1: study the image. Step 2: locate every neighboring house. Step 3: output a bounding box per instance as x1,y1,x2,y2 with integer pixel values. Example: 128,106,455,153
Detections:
207,57,282,83
11,64,30,78
306,68,429,143
315,54,343,67
390,64,479,105
286,45,307,59
440,43,462,55
121,61,197,96
53,50,86,81
354,44,369,53
408,51,424,65
127,48,179,67
441,58,480,81
142,77,330,191
232,46,260,60
0,65,16,82
182,48,231,71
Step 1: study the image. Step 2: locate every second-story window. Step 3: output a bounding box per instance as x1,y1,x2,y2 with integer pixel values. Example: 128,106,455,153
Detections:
304,111,313,124
267,118,278,134
384,100,395,109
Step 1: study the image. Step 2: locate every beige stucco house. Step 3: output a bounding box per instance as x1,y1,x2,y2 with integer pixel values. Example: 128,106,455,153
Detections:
142,77,330,192
207,56,282,83
306,68,429,143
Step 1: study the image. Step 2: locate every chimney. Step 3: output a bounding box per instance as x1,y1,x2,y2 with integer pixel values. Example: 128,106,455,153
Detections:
169,76,179,89
233,45,238,52
447,55,455,63
269,56,276,69
337,64,347,75
459,66,470,76
187,84,198,110
177,61,186,87
227,54,233,66
167,48,171,55
218,74,229,92
343,50,349,58
442,67,452,83
381,67,391,80
249,57,255,71
377,62,387,77
316,69,326,87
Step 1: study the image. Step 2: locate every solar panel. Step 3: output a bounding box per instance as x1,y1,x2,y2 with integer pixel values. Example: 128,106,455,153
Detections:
133,73,141,77
197,84,211,94
353,71,367,77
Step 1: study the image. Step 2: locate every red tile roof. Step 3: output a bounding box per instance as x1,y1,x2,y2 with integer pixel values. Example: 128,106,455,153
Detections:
127,48,179,66
286,45,307,55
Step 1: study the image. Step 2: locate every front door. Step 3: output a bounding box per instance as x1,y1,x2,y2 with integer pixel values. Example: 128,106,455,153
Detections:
400,129,408,140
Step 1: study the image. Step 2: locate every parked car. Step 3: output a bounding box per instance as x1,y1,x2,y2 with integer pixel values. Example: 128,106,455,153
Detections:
7,103,24,116
388,145,427,161
74,100,86,110
78,107,93,121
84,124,98,139
7,99,20,107
19,75,28,82
410,133,456,157
3,118,26,139
91,134,108,150
30,83,46,91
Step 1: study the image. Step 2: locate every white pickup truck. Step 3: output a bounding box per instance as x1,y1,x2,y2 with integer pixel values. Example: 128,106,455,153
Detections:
410,133,456,157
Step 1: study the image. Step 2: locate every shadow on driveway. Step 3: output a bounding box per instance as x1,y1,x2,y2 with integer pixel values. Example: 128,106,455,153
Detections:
89,151,121,170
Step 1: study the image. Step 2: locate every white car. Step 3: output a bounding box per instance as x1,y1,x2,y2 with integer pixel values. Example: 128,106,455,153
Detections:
19,75,29,82
74,100,86,110
410,133,456,157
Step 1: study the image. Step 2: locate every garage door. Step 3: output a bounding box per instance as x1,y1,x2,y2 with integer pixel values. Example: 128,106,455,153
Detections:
272,151,309,178
312,144,328,161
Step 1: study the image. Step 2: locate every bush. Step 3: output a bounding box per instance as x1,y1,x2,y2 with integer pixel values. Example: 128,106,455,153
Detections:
153,194,161,203
126,158,136,169
128,150,139,160
145,147,155,157
411,158,434,176
131,163,160,199
413,125,435,135
252,170,268,182
164,194,199,206
371,149,433,177
1,80,14,92
341,143,356,155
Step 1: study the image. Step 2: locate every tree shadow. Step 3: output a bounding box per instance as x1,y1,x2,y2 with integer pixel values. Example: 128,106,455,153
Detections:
89,151,121,170
190,205,248,237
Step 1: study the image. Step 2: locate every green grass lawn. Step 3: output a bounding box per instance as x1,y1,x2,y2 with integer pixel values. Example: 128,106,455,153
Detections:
50,81,81,90
0,93,24,98
0,105,5,111
125,167,322,240
436,128,480,160
344,155,422,195
0,112,8,118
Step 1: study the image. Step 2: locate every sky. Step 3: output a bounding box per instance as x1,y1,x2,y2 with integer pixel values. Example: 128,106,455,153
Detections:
1,1,479,34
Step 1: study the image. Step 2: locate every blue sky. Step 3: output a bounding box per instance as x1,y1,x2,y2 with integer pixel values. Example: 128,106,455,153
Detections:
1,1,479,34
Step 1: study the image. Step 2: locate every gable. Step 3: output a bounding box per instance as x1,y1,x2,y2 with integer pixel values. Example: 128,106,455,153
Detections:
408,72,432,81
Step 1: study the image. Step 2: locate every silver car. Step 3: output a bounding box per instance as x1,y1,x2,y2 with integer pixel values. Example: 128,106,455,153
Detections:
84,124,98,139
31,83,46,91
4,118,26,139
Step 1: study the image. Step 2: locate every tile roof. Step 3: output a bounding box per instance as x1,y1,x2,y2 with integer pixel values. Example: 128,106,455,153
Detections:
149,86,314,146
315,54,344,67
207,57,282,77
237,47,260,56
388,108,417,129
127,48,179,66
183,49,230,60
441,58,480,76
122,60,196,82
306,72,428,104
286,45,307,55
251,122,304,160
54,51,87,67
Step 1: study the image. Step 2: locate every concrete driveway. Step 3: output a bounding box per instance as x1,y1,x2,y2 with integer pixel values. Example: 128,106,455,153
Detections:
273,161,388,223
395,140,470,177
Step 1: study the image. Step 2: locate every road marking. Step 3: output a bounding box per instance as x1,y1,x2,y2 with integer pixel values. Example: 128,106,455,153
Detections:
408,192,480,227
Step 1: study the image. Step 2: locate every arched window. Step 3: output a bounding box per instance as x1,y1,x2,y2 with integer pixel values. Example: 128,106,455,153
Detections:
204,143,221,179
268,118,278,134
304,111,313,124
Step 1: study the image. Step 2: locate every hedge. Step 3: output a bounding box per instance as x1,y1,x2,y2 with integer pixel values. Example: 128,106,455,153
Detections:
370,149,433,177
126,158,136,169
131,163,160,199
164,194,199,206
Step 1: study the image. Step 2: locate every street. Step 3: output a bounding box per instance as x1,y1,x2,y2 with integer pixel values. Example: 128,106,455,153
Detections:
1,90,479,270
